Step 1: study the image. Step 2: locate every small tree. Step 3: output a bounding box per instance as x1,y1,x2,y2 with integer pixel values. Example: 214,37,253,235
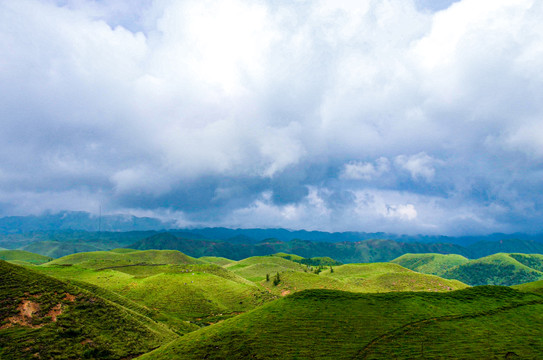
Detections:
330,266,334,273
266,273,270,282
273,272,281,286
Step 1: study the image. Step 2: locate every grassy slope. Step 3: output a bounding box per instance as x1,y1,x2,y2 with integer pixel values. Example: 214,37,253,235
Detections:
390,253,469,276
0,260,176,360
443,253,543,286
512,278,543,295
34,261,272,327
0,250,52,265
225,255,306,281
321,263,467,292
273,252,305,261
47,249,204,269
199,256,236,266
21,240,105,258
259,262,467,296
139,286,543,359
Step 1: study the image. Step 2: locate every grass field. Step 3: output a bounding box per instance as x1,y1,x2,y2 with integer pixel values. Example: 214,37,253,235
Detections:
47,249,204,269
391,253,469,276
21,240,105,258
35,252,273,327
0,249,53,265
199,256,236,266
225,255,306,281
321,263,468,292
139,286,543,359
443,253,543,286
0,260,176,360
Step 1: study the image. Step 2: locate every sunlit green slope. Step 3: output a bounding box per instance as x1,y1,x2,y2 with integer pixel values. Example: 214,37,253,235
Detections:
321,263,468,292
225,255,306,281
0,249,52,265
390,253,469,276
442,253,543,286
47,249,204,269
139,286,543,359
35,251,273,327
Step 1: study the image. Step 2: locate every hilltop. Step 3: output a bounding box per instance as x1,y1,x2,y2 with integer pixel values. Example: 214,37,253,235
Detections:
0,249,52,265
35,250,273,327
442,253,543,286
391,253,470,276
47,249,204,269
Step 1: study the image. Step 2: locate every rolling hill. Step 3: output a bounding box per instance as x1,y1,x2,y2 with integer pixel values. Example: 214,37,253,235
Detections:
21,240,104,258
139,286,543,359
442,253,543,286
35,250,274,327
254,260,467,296
0,250,52,265
47,249,204,269
390,253,470,276
225,255,306,281
320,263,467,292
0,260,176,360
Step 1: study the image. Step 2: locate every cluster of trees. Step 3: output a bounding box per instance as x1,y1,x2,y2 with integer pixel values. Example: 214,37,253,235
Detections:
266,272,281,286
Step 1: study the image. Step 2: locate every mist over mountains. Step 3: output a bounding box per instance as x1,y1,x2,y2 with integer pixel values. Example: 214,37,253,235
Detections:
1,212,543,263
1,211,542,247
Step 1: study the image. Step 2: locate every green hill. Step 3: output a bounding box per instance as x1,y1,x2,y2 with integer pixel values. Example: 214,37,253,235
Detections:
390,253,470,276
260,270,350,296
272,252,305,261
0,260,176,360
225,255,306,282
139,286,543,359
199,256,236,266
259,262,466,296
443,253,543,286
321,263,467,292
512,279,543,295
47,249,204,269
0,250,53,265
35,260,272,328
21,240,105,258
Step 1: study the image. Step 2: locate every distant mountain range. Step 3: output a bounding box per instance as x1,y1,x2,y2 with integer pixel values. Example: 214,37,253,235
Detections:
128,233,543,263
1,211,542,247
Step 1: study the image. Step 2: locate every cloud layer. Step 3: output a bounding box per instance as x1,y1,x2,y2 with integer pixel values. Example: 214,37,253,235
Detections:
1,0,542,235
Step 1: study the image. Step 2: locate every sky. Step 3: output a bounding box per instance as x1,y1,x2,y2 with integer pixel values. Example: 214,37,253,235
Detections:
1,0,542,235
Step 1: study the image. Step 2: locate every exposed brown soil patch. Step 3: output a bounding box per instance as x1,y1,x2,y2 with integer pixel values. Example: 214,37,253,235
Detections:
1,298,65,329
23,292,40,299
64,293,76,302
47,303,63,321
81,339,94,346
281,290,291,296
1,300,41,328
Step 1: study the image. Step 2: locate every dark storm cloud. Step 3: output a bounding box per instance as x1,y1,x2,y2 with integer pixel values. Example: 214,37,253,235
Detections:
1,0,543,234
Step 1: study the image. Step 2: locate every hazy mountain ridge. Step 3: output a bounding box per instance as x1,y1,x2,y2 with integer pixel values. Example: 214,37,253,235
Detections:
129,232,543,264
1,211,542,246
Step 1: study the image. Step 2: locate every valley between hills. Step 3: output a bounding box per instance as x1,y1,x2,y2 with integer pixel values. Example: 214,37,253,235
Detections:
3,230,543,359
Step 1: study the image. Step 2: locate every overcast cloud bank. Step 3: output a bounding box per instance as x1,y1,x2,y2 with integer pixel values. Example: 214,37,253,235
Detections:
1,0,542,235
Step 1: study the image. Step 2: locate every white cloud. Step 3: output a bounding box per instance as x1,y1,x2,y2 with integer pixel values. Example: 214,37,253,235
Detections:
341,157,390,180
385,204,418,221
0,0,543,234
395,153,438,181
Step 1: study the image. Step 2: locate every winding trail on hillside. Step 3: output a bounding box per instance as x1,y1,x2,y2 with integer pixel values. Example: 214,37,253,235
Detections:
353,299,543,359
